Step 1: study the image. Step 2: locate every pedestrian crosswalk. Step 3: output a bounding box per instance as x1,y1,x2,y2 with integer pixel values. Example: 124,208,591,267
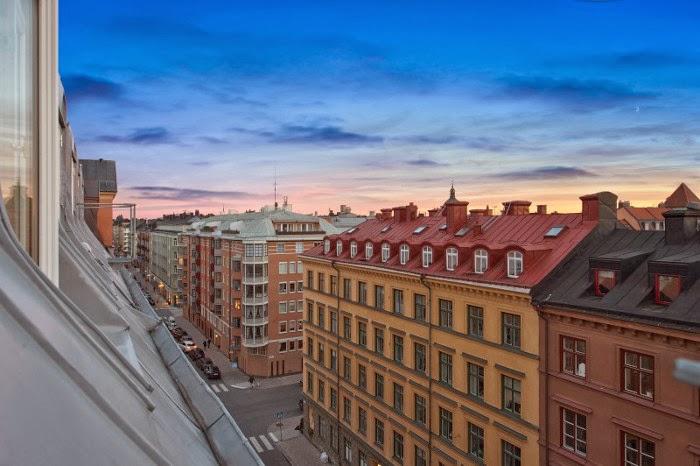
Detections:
209,383,229,393
247,433,279,453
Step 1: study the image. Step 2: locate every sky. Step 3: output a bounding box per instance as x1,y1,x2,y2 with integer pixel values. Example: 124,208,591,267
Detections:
59,0,700,218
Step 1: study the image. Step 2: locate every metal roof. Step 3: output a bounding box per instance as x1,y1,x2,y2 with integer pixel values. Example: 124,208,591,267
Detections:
80,158,117,197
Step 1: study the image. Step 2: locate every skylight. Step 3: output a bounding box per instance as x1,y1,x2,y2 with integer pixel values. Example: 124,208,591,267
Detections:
381,225,391,233
545,226,565,238
455,226,470,237
347,227,357,234
439,224,447,230
413,225,427,234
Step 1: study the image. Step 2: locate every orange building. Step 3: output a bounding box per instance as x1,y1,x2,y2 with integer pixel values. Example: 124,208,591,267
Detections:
301,187,618,466
617,182,699,231
79,158,117,248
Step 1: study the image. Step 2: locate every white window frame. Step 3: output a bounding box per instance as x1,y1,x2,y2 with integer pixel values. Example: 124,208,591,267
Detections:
422,246,433,268
446,247,458,271
507,250,523,278
474,249,488,274
289,261,296,274
365,242,373,259
400,244,409,265
350,241,357,258
336,240,343,256
381,243,390,262
296,242,304,253
279,262,288,274
324,239,331,254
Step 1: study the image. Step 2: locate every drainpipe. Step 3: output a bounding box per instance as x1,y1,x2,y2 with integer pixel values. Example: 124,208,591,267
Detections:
534,300,550,466
420,274,433,466
332,260,342,459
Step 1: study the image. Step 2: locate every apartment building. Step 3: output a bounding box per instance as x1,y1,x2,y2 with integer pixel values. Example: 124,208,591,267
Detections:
617,182,699,231
149,224,188,305
536,205,700,465
181,209,341,376
301,187,617,466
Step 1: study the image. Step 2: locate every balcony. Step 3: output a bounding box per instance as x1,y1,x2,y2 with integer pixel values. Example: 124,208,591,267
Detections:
213,281,224,289
214,264,223,273
242,315,269,326
242,335,269,347
241,274,268,285
242,295,268,306
242,254,267,264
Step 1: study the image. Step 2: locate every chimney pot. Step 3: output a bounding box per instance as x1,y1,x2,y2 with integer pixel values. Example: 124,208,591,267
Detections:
537,204,547,215
502,200,531,215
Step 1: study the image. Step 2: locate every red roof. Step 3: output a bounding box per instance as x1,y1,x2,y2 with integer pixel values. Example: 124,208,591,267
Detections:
620,206,667,221
664,183,700,208
306,200,600,290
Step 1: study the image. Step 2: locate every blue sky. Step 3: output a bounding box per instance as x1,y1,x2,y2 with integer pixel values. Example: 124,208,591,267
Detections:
59,0,700,216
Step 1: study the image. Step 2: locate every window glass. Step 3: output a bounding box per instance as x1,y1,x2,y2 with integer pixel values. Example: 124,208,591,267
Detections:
656,274,681,304
595,269,616,296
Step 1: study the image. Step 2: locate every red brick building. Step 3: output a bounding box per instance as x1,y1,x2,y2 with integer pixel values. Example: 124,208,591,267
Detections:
181,207,341,377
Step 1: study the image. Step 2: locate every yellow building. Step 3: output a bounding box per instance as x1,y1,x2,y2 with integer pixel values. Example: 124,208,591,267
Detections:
301,189,617,466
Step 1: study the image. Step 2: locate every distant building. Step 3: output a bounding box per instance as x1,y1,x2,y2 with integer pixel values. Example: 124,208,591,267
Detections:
181,207,341,376
112,218,131,256
618,182,699,230
320,204,369,230
80,158,117,248
149,223,190,305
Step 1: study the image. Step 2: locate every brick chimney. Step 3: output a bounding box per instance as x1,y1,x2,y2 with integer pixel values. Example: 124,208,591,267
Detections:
663,202,700,244
502,200,531,215
406,202,418,221
537,205,547,215
444,185,469,232
379,208,393,221
392,206,406,222
580,191,618,231
428,208,440,217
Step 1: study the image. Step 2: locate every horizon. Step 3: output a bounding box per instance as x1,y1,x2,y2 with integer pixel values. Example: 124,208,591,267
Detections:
60,1,700,217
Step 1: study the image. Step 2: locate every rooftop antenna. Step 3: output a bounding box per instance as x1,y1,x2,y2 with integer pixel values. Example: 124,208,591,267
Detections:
274,166,278,210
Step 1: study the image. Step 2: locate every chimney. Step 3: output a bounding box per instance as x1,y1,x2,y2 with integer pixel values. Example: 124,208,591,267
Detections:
406,202,418,221
502,200,531,215
392,206,406,222
444,185,468,232
580,191,618,231
428,208,440,217
380,208,393,221
663,203,700,244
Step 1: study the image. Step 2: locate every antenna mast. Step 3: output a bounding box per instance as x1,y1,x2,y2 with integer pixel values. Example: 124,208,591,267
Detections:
274,166,278,210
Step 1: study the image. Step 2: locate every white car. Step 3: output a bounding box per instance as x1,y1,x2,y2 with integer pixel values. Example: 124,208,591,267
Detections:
180,340,197,352
166,316,176,325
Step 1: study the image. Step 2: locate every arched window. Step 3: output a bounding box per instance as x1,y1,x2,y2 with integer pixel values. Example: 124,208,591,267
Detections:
422,246,433,268
324,239,331,254
446,247,458,271
350,241,357,258
400,244,409,265
381,243,390,262
507,250,523,278
365,242,373,259
336,240,343,256
474,249,488,274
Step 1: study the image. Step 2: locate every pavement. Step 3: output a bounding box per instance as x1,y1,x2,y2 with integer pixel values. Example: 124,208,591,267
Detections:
134,271,324,465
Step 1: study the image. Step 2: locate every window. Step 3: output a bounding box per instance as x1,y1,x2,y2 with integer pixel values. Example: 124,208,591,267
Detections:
561,408,587,457
393,289,404,314
306,372,314,394
318,343,325,366
279,341,287,352
393,431,404,461
279,262,288,274
415,446,427,466
336,240,343,256
307,270,314,289
422,246,433,268
289,301,297,313
289,261,296,274
289,281,296,293
655,274,681,304
276,243,285,253
374,419,384,448
317,306,325,329
279,282,287,294
468,305,484,338
358,281,367,304
365,242,373,259
474,249,488,274
439,352,453,386
393,335,404,363
502,313,521,349
297,261,303,272
370,285,384,311
545,226,565,237
330,310,337,334
381,243,390,262
413,225,427,234
307,302,313,322
343,397,352,422
468,363,484,399
343,438,352,462
502,375,522,416
439,299,453,328
358,364,367,390
623,432,655,466
350,241,357,258
502,441,521,466
414,294,426,321
358,322,367,347
358,407,367,434
414,394,426,424
446,247,458,271
343,316,351,339
374,328,384,355
307,337,314,358
330,387,337,409
330,349,337,371
622,350,654,399
374,372,384,400
400,244,410,265
343,356,351,380
343,278,351,299
318,379,325,402
507,251,523,278
279,321,287,333
393,383,404,412
439,408,452,441
330,275,337,295
317,272,325,292
296,242,304,253
594,269,616,296
561,336,586,377
468,423,485,460
414,342,426,373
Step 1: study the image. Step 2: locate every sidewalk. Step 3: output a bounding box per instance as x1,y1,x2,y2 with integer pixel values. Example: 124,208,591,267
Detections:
270,415,325,466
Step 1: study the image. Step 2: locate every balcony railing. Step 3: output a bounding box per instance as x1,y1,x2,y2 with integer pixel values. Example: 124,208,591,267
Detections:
241,275,268,285
242,255,267,264
242,315,269,326
242,295,268,305
242,335,269,347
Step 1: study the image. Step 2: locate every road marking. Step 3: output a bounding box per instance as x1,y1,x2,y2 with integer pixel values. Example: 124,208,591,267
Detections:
249,437,263,453
211,384,220,393
219,383,229,392
259,435,273,450
268,432,279,442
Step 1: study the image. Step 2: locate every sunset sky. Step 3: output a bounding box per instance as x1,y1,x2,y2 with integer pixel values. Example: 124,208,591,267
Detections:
59,0,700,217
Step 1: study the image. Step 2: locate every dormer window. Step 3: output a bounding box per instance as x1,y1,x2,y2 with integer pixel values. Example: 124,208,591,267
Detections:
336,240,343,256
594,270,616,296
655,274,681,305
474,249,488,274
365,242,373,260
324,239,331,254
400,244,409,265
422,246,433,268
350,241,357,258
507,251,523,278
446,247,458,271
381,243,390,262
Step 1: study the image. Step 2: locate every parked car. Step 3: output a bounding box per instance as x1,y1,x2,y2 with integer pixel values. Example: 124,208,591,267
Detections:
196,357,213,370
179,340,197,352
205,365,221,380
147,297,156,306
170,327,184,339
166,316,176,326
188,348,205,361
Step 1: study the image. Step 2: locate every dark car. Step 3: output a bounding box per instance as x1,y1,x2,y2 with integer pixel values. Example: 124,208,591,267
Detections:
196,357,213,369
188,349,205,361
147,297,156,305
205,365,221,380
171,327,184,339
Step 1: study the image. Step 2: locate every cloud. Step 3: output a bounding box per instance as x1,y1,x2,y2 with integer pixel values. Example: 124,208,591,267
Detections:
128,186,254,201
232,124,383,145
62,74,123,101
402,135,460,145
95,127,176,145
405,158,448,167
198,136,228,144
493,75,657,110
495,166,596,180
608,51,695,68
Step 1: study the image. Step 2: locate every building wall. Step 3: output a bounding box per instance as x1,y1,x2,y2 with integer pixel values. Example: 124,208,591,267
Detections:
302,257,541,466
149,229,182,304
540,307,700,466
